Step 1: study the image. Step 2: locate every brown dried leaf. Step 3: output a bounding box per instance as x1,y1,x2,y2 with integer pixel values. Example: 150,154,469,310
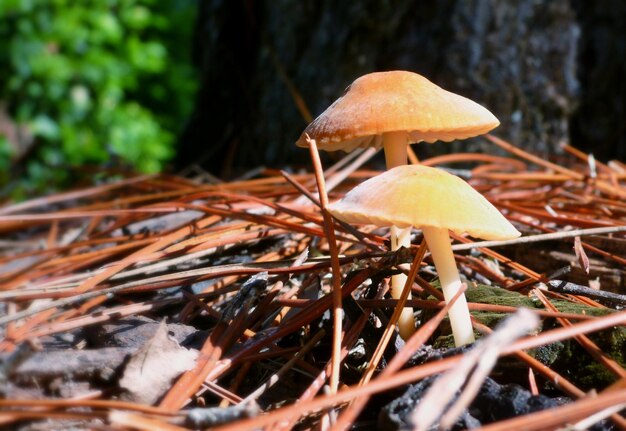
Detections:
573,236,590,274
119,320,198,405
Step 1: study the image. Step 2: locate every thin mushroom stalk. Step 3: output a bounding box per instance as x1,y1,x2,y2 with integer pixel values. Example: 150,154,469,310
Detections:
390,225,415,339
383,131,408,169
384,131,416,339
422,226,475,346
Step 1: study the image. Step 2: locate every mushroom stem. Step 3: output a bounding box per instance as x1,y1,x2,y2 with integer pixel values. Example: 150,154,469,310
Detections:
383,131,416,339
383,131,408,169
421,226,475,346
390,225,415,339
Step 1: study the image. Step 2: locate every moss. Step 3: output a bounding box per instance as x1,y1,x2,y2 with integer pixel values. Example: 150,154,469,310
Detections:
545,300,612,318
526,322,626,391
432,333,456,349
529,342,564,366
461,284,612,327
428,284,537,341
427,283,626,390
546,325,626,390
464,284,537,327
602,328,626,364
465,284,537,308
580,364,619,389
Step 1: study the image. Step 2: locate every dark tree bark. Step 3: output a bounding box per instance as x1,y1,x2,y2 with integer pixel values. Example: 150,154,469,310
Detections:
571,1,626,161
177,0,624,175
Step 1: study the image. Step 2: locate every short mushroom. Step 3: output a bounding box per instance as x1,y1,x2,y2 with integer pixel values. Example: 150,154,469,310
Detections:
328,164,520,346
297,71,500,338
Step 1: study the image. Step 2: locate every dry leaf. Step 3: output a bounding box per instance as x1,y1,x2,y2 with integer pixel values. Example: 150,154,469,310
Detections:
573,236,590,274
119,320,198,405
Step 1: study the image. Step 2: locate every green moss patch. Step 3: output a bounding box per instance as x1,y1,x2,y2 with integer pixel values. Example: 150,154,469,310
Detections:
428,284,625,390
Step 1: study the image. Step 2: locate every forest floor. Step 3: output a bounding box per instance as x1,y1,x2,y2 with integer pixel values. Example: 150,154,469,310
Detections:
1,134,626,430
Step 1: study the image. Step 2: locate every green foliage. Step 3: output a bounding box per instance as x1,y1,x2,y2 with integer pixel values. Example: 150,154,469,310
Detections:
0,0,197,198
0,137,13,185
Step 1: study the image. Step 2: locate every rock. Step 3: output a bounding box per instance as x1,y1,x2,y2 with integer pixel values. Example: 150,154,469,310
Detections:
85,315,202,349
8,347,134,387
118,321,198,405
379,376,570,430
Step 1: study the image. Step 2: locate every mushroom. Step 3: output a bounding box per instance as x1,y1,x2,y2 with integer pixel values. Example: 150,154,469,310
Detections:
328,164,520,346
297,71,500,338
296,70,499,168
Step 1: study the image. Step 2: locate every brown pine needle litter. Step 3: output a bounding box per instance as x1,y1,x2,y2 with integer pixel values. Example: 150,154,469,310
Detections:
1,135,626,430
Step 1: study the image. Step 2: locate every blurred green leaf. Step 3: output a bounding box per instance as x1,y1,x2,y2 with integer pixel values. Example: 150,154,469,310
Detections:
0,137,14,181
0,0,198,199
30,115,60,140
121,5,152,30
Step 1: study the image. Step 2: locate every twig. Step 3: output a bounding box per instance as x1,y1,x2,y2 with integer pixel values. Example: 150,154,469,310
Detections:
485,134,584,180
109,410,188,431
0,398,177,415
505,310,626,354
306,135,343,394
0,207,179,222
451,225,626,251
324,147,378,193
280,169,382,251
547,280,626,307
182,404,259,428
0,175,153,216
570,403,626,431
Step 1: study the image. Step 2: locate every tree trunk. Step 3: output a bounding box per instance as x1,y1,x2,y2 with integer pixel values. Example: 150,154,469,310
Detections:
177,0,624,174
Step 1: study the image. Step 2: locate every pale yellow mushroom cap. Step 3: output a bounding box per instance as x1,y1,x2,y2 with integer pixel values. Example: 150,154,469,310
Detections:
296,71,499,152
328,165,520,241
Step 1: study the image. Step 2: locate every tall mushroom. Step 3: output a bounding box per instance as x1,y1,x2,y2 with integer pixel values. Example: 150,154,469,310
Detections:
297,71,500,338
328,164,520,346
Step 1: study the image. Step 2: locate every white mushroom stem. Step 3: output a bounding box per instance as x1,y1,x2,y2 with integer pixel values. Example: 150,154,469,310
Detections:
383,131,416,338
390,225,415,339
421,226,475,346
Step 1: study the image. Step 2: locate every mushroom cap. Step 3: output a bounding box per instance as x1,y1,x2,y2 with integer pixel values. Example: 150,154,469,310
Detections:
296,71,499,152
328,165,520,241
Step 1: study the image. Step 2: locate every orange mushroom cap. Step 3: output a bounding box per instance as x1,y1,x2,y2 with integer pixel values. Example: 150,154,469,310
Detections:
328,165,520,241
296,71,499,152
